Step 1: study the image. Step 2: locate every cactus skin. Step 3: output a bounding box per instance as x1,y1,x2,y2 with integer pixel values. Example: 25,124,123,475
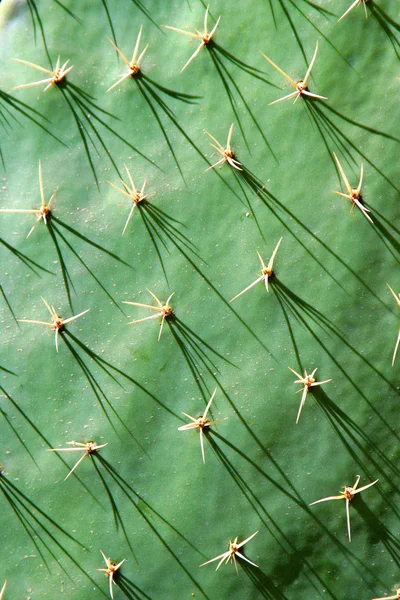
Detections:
0,0,399,599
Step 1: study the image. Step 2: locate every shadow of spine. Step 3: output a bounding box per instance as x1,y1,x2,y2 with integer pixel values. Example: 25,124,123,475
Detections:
0,386,101,504
46,215,133,312
0,90,63,168
96,456,211,599
233,164,394,311
272,278,400,440
168,315,236,402
369,1,400,58
0,471,104,593
60,83,159,187
207,433,341,599
117,573,153,600
315,389,400,505
208,43,276,156
62,330,181,442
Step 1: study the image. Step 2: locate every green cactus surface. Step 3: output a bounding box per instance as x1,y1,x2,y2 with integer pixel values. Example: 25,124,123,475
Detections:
0,0,399,599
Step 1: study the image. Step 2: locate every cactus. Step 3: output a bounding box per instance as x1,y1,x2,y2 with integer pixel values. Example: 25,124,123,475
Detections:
0,0,399,598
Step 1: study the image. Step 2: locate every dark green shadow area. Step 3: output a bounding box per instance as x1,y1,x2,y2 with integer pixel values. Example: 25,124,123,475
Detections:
206,432,358,600
210,423,388,594
117,573,153,600
304,101,400,194
314,389,400,500
184,380,396,600
167,315,237,402
0,470,105,593
133,72,204,184
241,562,288,600
233,165,392,311
354,496,400,566
95,455,211,600
59,82,159,187
138,199,206,284
48,216,133,312
0,90,64,168
208,42,276,156
272,277,400,439
62,329,181,437
368,1,400,58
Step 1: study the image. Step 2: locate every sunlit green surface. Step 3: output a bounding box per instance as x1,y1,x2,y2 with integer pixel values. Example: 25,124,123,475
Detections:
0,0,399,598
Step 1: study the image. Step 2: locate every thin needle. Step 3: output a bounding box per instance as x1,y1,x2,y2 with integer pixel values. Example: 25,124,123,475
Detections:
164,5,221,73
338,0,368,22
107,164,147,234
261,41,327,105
200,531,259,571
0,581,6,600
107,27,148,93
178,389,227,463
332,153,372,223
12,56,73,92
288,367,331,423
204,123,242,171
0,160,58,238
18,297,90,352
122,290,174,340
98,550,126,599
48,441,108,480
310,476,378,541
230,238,283,302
